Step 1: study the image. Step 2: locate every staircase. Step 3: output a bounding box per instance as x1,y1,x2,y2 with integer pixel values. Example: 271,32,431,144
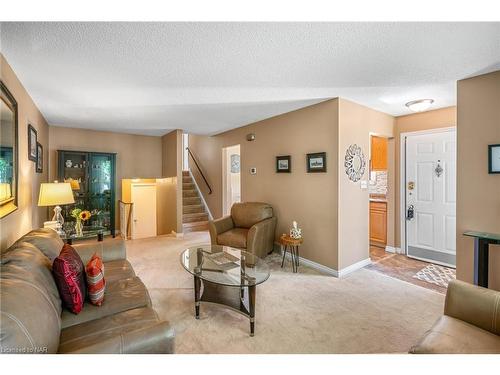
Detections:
182,171,209,233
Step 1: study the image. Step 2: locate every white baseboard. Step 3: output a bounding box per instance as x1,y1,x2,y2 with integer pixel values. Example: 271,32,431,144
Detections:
277,243,371,278
337,258,372,278
385,245,396,253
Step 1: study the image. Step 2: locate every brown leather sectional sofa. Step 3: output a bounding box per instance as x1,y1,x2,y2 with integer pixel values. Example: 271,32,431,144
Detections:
410,279,500,354
0,228,174,354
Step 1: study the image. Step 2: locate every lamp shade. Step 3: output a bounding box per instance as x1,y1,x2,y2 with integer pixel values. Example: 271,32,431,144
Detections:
0,183,12,201
38,182,75,206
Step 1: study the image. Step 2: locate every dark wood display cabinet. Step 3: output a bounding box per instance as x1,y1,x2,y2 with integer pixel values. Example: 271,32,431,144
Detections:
57,150,116,240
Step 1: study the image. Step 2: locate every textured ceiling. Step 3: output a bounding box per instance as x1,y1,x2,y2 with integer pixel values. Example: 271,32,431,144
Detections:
1,22,499,136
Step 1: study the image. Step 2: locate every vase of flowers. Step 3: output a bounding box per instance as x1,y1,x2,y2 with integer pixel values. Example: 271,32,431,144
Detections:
71,208,91,237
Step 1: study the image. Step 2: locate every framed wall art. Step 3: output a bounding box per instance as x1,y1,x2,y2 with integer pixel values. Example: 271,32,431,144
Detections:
488,144,500,174
306,152,326,173
36,142,43,173
276,155,291,173
28,124,37,162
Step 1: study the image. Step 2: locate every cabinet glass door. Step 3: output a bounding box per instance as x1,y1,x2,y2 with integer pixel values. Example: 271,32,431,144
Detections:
89,153,114,233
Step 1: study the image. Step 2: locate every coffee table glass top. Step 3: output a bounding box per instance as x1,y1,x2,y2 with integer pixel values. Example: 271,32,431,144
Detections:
180,244,270,287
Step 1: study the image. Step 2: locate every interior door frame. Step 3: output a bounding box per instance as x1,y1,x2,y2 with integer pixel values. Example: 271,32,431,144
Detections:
399,126,456,257
221,144,240,216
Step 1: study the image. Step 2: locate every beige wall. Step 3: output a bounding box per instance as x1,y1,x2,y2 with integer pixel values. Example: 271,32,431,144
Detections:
457,70,500,291
161,129,183,233
190,99,395,271
338,99,394,269
190,99,341,269
0,54,49,250
49,126,163,228
394,106,457,248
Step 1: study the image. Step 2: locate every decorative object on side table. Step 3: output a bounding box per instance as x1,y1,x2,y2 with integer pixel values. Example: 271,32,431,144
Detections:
307,152,326,173
36,142,43,173
488,144,500,174
280,233,303,273
27,124,37,162
344,144,366,182
276,155,291,173
290,220,302,239
38,182,75,236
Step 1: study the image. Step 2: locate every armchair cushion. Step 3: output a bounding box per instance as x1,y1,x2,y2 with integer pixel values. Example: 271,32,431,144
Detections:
217,228,249,249
231,202,273,229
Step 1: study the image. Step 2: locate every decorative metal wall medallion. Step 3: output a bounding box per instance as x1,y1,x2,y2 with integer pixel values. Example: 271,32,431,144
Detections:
230,154,240,173
344,144,366,182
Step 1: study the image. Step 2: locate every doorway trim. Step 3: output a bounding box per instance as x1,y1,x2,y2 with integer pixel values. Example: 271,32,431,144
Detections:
399,126,456,258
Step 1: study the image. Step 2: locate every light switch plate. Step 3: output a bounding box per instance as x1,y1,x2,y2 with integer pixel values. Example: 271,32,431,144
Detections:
250,167,257,175
360,180,368,189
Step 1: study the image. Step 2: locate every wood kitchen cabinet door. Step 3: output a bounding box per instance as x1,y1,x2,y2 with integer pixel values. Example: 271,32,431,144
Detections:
370,201,387,247
371,136,388,170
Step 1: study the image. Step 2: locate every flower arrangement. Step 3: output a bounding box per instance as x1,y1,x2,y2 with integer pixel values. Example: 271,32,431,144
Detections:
79,210,91,222
71,208,91,236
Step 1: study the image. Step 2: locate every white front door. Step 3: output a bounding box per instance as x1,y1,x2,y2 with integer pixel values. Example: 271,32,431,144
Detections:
405,129,456,267
131,183,157,239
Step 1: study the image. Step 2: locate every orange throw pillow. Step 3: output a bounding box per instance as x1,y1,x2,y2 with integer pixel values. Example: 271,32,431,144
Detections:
85,253,105,306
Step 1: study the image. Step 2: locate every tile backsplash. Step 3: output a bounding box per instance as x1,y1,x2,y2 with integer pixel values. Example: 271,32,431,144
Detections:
369,170,388,195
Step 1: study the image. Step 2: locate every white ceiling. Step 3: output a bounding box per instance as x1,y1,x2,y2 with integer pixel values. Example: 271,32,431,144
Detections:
1,22,499,136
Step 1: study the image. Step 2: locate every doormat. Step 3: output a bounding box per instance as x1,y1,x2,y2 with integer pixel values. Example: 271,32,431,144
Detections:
413,264,456,288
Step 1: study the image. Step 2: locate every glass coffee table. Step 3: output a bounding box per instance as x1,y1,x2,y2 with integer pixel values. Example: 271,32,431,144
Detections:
180,244,270,336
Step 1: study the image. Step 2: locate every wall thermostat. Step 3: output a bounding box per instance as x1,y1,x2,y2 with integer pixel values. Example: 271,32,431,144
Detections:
250,167,257,175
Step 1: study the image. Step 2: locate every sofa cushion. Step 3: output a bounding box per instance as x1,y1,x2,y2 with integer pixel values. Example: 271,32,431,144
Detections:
60,276,151,329
0,278,61,353
12,228,64,262
52,244,87,314
58,307,160,353
86,254,106,306
231,202,273,229
103,259,136,282
410,315,500,354
217,228,248,249
0,242,62,316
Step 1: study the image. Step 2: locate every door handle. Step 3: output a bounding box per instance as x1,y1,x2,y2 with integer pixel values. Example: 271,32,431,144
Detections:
406,205,415,221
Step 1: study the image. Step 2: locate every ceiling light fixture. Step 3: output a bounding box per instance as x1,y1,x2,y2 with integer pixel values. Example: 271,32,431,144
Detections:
405,99,434,112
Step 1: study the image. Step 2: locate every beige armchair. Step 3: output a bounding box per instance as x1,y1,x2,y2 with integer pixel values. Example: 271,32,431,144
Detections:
209,202,277,258
410,280,500,354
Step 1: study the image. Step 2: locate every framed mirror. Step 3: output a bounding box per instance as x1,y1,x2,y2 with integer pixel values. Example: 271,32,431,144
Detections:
0,81,18,218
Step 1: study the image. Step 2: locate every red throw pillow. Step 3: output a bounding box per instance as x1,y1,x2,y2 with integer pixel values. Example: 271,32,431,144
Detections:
52,244,86,314
85,253,105,306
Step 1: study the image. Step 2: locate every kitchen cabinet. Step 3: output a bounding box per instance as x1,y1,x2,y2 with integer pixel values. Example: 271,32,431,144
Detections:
370,201,387,247
371,136,388,171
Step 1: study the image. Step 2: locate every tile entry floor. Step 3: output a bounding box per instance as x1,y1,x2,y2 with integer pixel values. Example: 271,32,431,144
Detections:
367,246,449,294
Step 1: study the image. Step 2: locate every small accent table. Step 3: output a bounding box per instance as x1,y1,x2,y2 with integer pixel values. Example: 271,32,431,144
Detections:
463,231,500,288
280,234,303,273
180,244,270,336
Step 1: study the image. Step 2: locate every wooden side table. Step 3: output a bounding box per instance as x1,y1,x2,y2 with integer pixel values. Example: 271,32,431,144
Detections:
280,234,303,273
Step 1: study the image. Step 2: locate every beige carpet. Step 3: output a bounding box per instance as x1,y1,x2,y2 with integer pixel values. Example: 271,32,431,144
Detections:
126,232,444,354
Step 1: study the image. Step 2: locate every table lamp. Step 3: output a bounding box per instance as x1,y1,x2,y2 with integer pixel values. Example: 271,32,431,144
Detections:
38,182,75,235
65,178,80,191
